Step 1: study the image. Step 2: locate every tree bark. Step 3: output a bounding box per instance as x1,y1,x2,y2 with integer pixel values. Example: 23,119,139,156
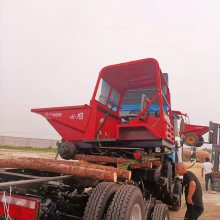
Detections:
35,158,131,181
74,154,135,164
0,154,160,182
0,156,117,182
74,154,160,169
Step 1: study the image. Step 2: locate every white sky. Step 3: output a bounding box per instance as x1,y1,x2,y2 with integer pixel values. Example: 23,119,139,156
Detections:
0,0,220,140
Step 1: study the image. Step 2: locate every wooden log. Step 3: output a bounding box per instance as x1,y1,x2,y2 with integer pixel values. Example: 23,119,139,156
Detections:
75,154,134,164
21,155,158,180
74,154,160,169
0,156,117,182
34,158,131,181
61,161,130,181
131,160,161,168
96,165,131,181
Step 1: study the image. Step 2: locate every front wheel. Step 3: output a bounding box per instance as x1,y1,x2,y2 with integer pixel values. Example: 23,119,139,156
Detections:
171,179,182,211
58,141,76,160
106,185,144,220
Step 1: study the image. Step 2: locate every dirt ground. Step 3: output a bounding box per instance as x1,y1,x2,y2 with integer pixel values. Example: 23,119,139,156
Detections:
0,149,219,220
0,148,56,159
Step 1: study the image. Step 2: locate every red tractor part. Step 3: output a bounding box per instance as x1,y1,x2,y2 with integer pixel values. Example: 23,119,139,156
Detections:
172,111,209,147
30,58,185,216
32,105,91,141
32,58,175,156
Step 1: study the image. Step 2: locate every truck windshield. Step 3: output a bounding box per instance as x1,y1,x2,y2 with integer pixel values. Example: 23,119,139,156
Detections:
120,88,159,116
95,79,120,111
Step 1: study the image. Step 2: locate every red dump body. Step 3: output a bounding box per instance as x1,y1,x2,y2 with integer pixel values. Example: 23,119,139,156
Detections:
32,105,91,141
172,111,209,136
183,124,209,136
32,58,175,146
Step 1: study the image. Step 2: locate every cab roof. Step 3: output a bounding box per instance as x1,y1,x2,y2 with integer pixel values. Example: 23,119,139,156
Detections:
99,58,162,93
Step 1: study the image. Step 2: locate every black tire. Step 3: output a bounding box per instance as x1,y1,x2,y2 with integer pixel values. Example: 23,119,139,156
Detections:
106,185,144,220
58,142,76,160
171,179,182,211
171,193,181,211
152,203,169,220
173,178,182,194
183,132,199,146
194,136,204,147
144,201,154,220
177,194,182,211
83,182,119,220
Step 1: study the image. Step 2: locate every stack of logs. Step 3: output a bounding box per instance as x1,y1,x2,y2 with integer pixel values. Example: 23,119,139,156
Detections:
0,154,160,182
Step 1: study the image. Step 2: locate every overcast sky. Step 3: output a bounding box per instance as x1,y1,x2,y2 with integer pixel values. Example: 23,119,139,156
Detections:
0,0,220,140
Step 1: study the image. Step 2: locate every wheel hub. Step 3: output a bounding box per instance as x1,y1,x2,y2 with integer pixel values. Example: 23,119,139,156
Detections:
130,203,142,220
186,135,196,144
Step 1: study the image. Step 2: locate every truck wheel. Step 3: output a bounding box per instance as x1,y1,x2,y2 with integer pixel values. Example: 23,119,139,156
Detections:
106,185,144,220
171,178,182,211
152,203,169,220
58,142,76,160
194,136,204,147
83,182,119,220
172,193,181,211
183,133,199,146
144,201,154,220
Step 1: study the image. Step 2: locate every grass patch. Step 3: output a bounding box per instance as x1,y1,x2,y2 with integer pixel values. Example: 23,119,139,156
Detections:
0,145,57,152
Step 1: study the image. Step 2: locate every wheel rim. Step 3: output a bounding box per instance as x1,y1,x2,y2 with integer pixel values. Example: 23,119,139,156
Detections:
130,203,142,220
186,135,196,145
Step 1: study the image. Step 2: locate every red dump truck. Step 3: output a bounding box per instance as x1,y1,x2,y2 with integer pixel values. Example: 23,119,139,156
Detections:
0,58,209,220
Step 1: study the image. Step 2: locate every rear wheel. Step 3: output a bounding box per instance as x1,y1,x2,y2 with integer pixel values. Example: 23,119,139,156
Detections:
152,203,169,220
194,136,204,147
83,182,119,220
106,185,144,220
143,201,154,220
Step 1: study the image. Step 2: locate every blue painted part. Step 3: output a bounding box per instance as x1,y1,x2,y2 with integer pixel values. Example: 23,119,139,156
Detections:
121,104,140,111
121,104,168,113
165,151,175,161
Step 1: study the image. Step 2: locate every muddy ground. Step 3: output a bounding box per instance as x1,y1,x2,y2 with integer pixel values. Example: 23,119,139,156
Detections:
0,149,219,220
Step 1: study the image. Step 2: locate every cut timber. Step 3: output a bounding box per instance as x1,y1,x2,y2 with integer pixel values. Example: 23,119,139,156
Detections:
74,154,160,169
75,154,137,164
79,162,131,181
0,156,117,182
36,158,131,181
